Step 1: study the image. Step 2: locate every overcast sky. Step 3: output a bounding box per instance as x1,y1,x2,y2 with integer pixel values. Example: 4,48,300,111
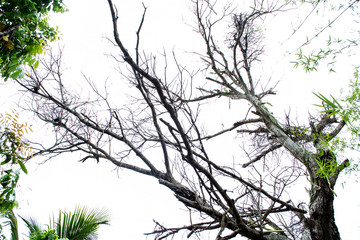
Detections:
1,0,359,239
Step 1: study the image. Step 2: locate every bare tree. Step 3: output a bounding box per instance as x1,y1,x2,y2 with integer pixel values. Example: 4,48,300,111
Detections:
15,0,351,239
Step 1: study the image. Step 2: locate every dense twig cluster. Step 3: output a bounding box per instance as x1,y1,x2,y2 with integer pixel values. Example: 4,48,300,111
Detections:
15,1,350,239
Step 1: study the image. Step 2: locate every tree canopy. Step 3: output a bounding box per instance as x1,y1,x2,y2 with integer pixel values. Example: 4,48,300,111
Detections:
0,110,32,239
0,0,66,80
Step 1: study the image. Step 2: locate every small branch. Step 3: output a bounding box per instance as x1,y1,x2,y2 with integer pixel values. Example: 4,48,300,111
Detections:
200,118,262,141
243,144,282,168
135,3,147,64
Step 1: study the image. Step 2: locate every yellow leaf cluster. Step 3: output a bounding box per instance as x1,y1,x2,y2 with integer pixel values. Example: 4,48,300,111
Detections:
0,110,33,158
2,35,8,41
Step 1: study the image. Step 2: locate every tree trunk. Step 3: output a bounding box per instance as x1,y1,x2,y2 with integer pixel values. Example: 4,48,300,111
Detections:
302,177,340,240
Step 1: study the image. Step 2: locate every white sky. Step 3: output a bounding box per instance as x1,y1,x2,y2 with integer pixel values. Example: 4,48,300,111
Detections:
1,0,359,239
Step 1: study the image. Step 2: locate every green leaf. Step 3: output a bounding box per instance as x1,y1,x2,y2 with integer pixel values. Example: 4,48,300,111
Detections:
33,60,40,69
10,69,23,79
18,160,28,174
1,155,12,165
0,0,66,80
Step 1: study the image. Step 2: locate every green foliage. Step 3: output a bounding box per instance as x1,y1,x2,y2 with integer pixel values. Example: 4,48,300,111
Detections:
22,215,43,235
0,110,32,239
0,0,66,81
30,229,68,240
313,92,343,116
0,110,33,214
0,169,19,213
290,0,360,178
23,206,109,240
314,67,360,174
290,0,359,73
314,67,360,139
0,210,20,240
52,206,110,240
315,149,338,178
7,210,19,240
293,46,337,73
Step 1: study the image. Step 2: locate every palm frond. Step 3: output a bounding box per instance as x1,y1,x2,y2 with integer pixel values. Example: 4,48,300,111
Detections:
50,205,110,240
7,210,19,240
0,210,19,240
20,215,42,235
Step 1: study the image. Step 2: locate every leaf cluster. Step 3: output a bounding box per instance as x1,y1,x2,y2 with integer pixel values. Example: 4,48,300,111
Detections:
30,229,68,240
313,67,360,176
52,206,109,240
314,67,360,140
290,0,359,73
0,169,19,213
0,110,33,169
293,46,337,73
0,0,66,80
23,206,109,240
0,110,32,213
315,148,339,178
